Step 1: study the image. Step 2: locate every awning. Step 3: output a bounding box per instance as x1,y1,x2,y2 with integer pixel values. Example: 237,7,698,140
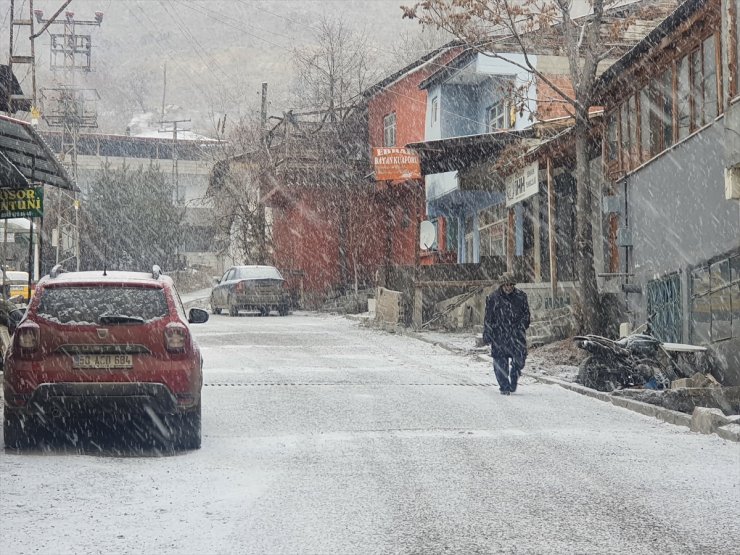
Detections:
0,114,77,191
407,129,535,175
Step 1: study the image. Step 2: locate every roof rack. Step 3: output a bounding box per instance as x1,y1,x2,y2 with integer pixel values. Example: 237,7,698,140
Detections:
152,265,162,279
50,264,64,279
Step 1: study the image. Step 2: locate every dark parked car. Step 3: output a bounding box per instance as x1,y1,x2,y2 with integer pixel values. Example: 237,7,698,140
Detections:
2,265,209,450
210,265,291,316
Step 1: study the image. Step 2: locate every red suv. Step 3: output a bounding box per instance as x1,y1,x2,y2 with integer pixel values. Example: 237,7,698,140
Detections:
2,265,209,450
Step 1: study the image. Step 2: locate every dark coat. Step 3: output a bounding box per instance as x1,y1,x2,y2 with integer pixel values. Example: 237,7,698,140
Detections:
483,286,531,357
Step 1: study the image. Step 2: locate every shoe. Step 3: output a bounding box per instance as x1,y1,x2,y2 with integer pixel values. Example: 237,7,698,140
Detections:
500,390,511,396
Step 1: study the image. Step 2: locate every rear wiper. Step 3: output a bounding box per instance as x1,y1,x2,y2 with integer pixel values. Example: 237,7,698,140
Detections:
99,314,145,324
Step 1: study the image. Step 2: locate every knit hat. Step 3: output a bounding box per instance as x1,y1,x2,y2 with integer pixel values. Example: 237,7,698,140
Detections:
499,272,516,286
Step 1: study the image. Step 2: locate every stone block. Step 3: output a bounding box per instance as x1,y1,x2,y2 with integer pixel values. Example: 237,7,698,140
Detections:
671,378,691,389
690,407,728,434
716,423,740,442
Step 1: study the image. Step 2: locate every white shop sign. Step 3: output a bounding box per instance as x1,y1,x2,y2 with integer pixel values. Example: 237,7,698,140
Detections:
505,162,539,207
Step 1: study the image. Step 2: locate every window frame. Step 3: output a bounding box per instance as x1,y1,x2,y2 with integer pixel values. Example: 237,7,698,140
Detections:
431,96,439,125
486,100,510,132
383,112,397,147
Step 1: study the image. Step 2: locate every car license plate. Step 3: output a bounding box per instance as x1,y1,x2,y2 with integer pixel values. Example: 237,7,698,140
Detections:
72,354,133,369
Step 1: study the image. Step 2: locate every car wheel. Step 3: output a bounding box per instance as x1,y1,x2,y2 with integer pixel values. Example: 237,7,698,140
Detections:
3,409,37,449
211,305,222,315
278,305,289,316
259,307,269,317
171,401,201,450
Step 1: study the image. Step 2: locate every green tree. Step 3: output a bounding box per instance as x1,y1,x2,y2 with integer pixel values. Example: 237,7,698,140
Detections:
80,163,184,271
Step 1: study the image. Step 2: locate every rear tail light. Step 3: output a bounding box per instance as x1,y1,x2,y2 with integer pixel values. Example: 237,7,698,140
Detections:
235,280,245,293
164,323,188,353
16,324,40,354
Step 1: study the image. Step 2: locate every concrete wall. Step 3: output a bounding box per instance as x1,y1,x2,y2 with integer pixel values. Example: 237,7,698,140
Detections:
618,118,740,384
621,121,739,290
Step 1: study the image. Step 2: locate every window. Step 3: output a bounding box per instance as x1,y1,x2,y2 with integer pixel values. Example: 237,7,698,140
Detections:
37,286,169,324
431,97,439,125
703,35,718,121
478,204,507,258
691,47,704,128
691,253,740,344
487,100,510,132
662,68,675,149
606,111,619,166
628,95,638,162
620,101,632,170
608,30,723,174
383,112,396,147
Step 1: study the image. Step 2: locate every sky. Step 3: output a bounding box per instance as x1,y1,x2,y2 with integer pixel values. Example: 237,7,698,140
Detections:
2,0,430,135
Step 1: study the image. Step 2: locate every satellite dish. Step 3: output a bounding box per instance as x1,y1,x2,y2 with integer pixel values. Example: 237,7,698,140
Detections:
419,220,436,250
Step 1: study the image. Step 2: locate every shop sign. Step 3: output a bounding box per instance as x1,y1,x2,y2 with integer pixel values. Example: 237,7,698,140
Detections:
372,147,421,181
0,187,44,218
505,162,539,207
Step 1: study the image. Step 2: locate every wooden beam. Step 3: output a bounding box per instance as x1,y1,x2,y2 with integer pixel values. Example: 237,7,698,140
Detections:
507,207,515,272
547,157,557,299
729,0,739,99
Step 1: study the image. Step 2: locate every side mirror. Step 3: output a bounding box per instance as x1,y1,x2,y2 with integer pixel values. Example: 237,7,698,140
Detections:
188,307,209,324
212,276,221,286
8,308,24,335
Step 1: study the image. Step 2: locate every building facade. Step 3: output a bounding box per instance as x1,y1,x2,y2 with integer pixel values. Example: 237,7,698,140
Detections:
596,0,740,384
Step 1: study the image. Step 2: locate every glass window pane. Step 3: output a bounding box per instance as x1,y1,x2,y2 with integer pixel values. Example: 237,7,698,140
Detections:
620,102,631,169
640,89,651,160
648,84,663,157
692,295,712,344
711,288,732,341
692,265,710,296
607,112,619,162
628,95,638,162
662,69,674,148
703,35,718,121
711,259,731,289
677,57,691,139
691,48,703,127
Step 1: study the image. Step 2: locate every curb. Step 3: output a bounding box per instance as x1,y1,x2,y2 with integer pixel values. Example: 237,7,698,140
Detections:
357,318,738,442
532,375,695,429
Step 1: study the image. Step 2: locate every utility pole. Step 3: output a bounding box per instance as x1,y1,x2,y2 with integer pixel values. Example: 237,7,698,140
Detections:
159,118,191,205
258,82,268,265
36,7,103,272
5,0,43,292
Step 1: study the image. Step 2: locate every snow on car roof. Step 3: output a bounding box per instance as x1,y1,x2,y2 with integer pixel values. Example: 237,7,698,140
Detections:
232,265,283,279
39,270,173,286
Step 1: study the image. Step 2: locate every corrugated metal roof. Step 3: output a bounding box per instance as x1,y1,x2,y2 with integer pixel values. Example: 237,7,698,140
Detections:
0,115,77,191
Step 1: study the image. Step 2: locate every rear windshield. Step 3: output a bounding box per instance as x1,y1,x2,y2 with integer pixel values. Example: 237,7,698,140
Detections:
234,267,283,280
36,286,169,324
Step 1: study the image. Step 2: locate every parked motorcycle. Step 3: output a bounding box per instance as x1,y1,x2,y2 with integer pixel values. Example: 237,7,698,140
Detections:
573,333,683,392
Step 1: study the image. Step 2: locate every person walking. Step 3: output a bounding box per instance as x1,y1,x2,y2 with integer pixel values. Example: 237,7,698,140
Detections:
483,273,531,395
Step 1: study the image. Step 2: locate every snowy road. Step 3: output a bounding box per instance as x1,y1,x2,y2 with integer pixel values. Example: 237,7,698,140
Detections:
1,312,739,554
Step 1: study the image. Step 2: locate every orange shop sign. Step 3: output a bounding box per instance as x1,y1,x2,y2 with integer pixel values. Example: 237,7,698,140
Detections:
372,147,422,181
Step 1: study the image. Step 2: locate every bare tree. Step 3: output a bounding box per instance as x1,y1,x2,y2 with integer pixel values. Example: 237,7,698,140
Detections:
206,116,270,266
390,26,455,68
292,16,378,120
402,0,655,333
